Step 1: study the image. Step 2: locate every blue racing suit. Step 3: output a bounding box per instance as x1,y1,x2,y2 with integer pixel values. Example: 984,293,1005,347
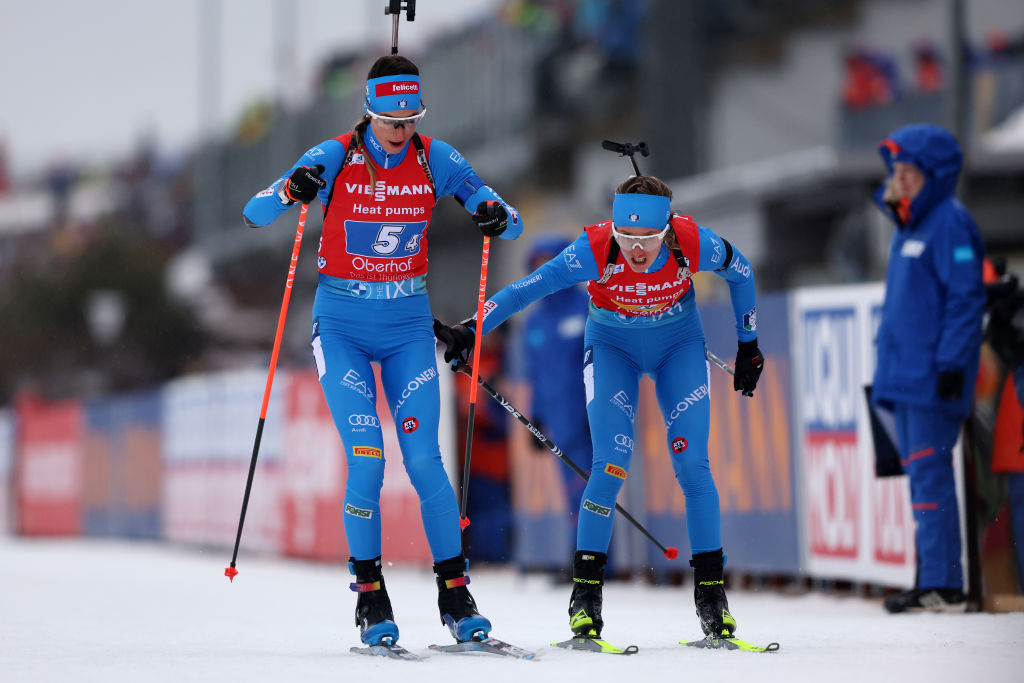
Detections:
243,124,521,563
477,226,756,555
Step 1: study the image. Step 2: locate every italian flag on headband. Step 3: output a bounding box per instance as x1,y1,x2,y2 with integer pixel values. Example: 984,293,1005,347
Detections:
365,74,421,113
612,193,672,230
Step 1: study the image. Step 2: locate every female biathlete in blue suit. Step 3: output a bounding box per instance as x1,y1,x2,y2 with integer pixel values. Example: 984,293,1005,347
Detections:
436,175,763,641
243,55,522,648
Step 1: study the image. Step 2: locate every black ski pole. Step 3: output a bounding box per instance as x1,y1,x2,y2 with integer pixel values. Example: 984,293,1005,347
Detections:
705,348,735,376
452,360,679,560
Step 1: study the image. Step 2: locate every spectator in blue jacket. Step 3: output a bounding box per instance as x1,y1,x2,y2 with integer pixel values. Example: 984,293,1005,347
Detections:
872,123,986,613
518,235,592,526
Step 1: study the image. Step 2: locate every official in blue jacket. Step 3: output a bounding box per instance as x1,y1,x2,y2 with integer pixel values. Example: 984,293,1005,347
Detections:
871,123,985,613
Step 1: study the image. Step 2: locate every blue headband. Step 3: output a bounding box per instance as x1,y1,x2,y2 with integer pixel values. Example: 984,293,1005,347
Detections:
365,74,421,113
612,193,671,230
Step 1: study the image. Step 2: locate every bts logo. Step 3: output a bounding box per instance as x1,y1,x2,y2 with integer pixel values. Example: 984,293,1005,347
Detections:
402,417,419,433
672,437,688,453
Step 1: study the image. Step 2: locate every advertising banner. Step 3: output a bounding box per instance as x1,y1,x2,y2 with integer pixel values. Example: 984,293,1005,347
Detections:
639,292,799,575
792,284,947,587
15,396,84,535
281,371,348,561
0,409,12,534
282,355,452,566
82,391,162,539
162,370,284,552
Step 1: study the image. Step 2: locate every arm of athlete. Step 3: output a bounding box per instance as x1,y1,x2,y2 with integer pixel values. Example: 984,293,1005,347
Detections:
697,225,763,395
428,139,523,240
696,225,757,342
434,234,596,363
241,140,346,227
480,233,597,333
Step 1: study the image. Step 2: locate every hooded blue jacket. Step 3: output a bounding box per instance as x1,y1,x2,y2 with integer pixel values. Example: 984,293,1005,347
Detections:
871,123,985,416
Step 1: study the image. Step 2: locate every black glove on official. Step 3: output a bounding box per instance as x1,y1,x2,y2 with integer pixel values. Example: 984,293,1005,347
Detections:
281,164,326,204
937,371,964,401
472,200,508,237
734,339,764,397
433,318,477,364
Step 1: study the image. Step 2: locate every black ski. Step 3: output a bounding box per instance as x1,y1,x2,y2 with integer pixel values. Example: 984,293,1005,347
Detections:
553,635,639,655
429,636,536,660
680,635,780,653
350,643,423,660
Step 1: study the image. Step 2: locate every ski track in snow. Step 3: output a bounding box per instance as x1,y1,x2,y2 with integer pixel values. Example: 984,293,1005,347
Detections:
1,538,1021,682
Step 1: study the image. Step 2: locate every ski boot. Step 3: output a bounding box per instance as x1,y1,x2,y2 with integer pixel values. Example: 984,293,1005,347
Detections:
691,549,737,637
349,556,399,646
568,550,607,638
884,587,967,614
434,554,492,642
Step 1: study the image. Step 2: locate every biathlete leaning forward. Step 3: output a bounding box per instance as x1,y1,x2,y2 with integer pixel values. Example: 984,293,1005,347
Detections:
242,55,522,648
435,174,764,641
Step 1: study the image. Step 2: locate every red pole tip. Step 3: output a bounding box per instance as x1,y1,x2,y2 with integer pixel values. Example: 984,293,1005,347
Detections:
664,547,679,560
460,516,471,530
225,566,239,581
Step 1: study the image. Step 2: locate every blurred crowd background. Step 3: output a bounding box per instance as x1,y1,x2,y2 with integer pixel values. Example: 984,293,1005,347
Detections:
2,0,1023,404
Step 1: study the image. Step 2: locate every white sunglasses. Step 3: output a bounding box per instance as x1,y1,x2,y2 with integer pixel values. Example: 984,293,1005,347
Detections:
365,105,427,129
611,223,670,249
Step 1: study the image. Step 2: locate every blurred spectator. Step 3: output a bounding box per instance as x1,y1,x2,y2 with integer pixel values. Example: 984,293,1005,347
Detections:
842,45,899,109
46,155,78,224
913,39,944,93
515,235,592,532
234,100,277,146
456,326,513,563
317,51,363,102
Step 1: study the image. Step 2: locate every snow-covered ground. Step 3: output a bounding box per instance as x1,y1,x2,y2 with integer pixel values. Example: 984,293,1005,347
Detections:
2,538,1020,682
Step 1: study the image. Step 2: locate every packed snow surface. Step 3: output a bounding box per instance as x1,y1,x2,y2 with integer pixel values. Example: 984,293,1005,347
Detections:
2,538,1021,682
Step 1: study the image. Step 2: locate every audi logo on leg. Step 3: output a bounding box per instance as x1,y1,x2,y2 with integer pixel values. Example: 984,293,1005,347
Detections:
614,434,634,449
348,414,380,427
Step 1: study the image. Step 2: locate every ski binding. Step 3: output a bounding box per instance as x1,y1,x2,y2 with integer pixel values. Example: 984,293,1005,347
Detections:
681,635,780,653
429,636,536,659
553,635,639,655
350,642,422,661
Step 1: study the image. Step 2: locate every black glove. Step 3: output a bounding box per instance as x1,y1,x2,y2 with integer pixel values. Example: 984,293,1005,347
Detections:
281,164,326,204
734,339,764,397
433,318,476,364
937,371,964,401
472,200,508,237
